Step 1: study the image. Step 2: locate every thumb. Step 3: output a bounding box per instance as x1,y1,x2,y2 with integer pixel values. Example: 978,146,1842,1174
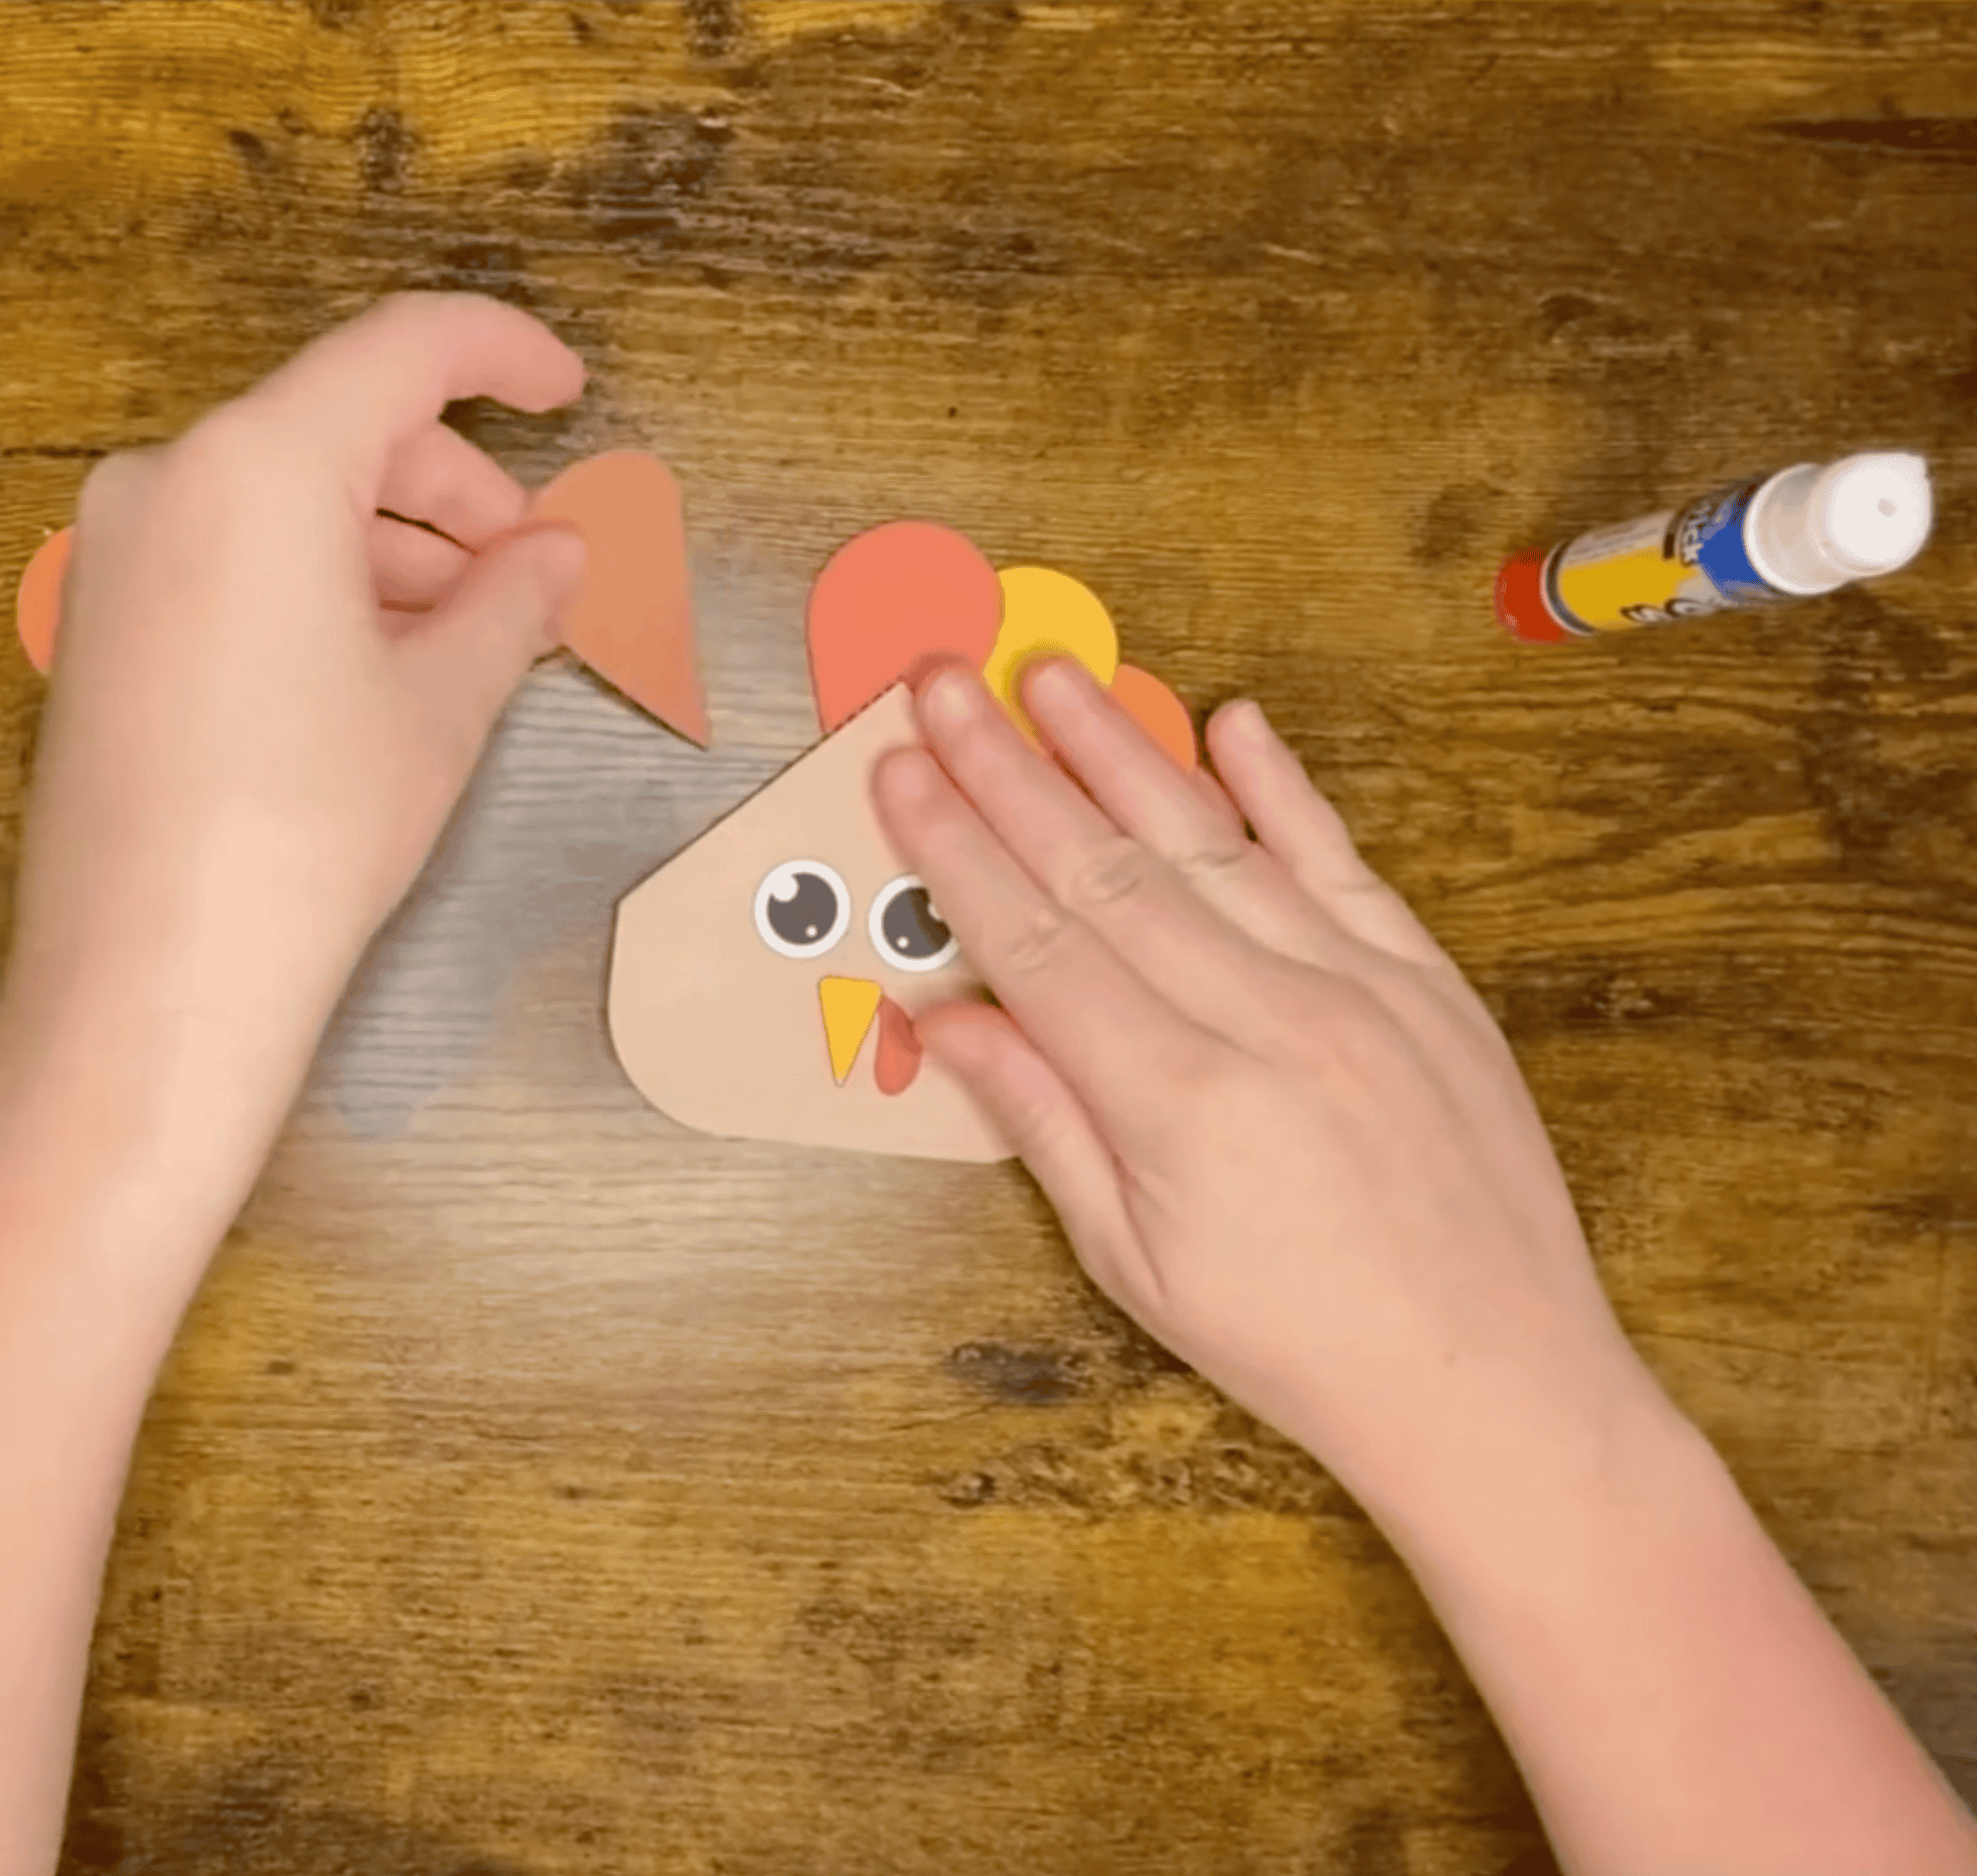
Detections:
921,1003,1144,1303
397,522,587,739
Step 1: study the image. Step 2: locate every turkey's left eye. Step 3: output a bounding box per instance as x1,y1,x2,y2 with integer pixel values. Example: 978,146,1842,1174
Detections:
755,860,851,959
870,874,959,973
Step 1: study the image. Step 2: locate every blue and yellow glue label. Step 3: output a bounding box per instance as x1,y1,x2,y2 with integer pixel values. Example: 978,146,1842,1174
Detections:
1544,480,1783,634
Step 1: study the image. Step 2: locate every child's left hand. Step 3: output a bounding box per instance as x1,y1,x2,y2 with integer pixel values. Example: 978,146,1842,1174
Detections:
0,292,588,1221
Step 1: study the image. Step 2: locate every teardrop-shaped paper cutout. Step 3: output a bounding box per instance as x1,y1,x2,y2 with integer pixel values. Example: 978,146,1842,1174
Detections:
15,527,72,675
982,565,1119,738
1108,662,1198,770
805,521,1002,734
531,451,707,746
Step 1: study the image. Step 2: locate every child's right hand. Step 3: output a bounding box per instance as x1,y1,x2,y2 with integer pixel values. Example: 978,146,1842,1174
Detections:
875,659,1669,1531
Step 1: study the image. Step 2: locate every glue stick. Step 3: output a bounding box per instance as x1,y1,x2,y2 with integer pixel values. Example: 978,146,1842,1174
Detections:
1493,452,1932,645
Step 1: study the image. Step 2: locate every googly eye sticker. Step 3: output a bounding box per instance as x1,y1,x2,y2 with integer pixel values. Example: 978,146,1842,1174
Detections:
755,859,852,960
868,874,959,974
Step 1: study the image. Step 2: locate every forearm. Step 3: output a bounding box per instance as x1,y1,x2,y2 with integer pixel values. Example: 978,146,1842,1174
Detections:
1372,1359,1977,1876
0,1036,248,1876
0,1246,175,1876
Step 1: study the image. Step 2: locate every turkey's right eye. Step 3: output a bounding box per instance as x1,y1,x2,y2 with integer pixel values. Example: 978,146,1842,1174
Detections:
755,860,851,959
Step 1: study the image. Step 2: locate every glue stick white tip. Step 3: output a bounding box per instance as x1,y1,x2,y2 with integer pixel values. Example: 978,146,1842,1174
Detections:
1747,451,1932,596
1818,451,1932,575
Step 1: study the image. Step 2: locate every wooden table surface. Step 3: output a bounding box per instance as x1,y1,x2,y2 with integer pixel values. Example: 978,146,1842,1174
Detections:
5,2,1976,1870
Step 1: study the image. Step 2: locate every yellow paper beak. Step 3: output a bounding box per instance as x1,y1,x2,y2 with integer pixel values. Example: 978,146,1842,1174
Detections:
819,976,882,1085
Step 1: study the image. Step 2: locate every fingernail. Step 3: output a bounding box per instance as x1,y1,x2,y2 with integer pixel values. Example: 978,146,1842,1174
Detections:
906,650,973,693
924,664,985,732
1023,655,1085,714
523,523,588,593
921,1008,994,1074
1226,698,1269,742
876,745,941,805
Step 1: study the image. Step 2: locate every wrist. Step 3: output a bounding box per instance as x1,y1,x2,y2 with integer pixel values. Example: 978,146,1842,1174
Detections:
1287,1306,1700,1571
1364,1342,1715,1605
0,985,276,1310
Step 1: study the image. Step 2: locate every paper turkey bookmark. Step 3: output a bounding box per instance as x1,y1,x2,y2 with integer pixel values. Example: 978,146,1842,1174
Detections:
11,448,707,746
606,518,1197,1163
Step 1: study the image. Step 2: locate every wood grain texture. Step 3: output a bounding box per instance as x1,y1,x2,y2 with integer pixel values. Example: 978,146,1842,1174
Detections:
3,1,1975,1869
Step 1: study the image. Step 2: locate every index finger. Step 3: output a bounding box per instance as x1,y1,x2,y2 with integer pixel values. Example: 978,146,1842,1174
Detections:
873,743,1222,1157
245,292,586,485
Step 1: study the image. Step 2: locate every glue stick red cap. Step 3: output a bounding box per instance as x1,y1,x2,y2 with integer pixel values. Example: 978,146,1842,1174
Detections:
1493,451,1932,645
